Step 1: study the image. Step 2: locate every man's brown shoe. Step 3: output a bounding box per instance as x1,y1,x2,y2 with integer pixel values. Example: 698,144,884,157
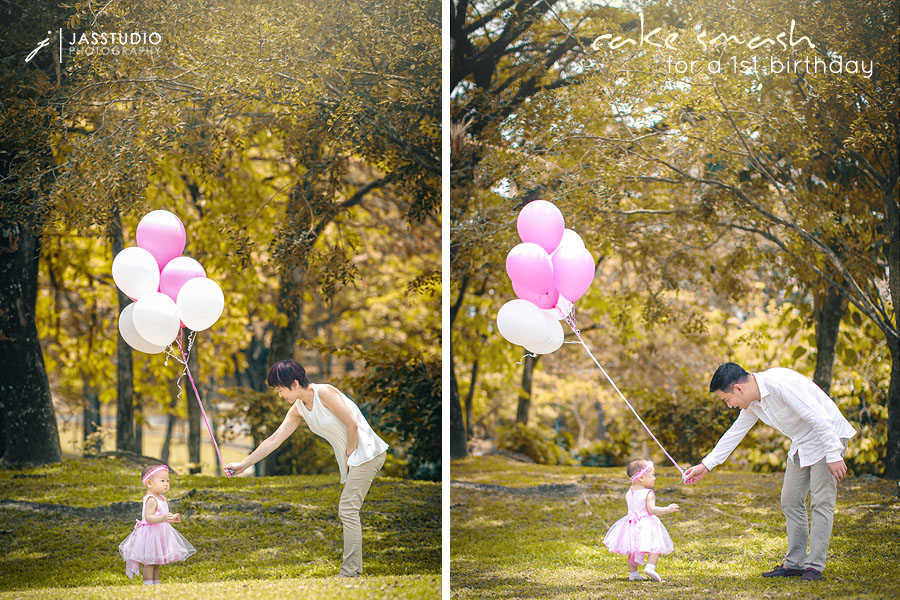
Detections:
761,564,804,577
801,568,823,581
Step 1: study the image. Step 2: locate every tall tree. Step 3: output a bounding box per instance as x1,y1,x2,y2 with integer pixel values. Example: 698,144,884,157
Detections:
0,1,69,466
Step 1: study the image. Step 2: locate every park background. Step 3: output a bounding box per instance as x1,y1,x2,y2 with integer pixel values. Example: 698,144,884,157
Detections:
450,0,898,598
0,0,441,597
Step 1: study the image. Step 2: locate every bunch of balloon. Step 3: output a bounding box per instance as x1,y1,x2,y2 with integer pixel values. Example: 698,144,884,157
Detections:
112,210,225,353
496,200,595,355
112,209,230,474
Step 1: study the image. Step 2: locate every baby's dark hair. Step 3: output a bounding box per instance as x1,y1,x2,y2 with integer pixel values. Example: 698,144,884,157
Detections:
627,458,650,479
141,464,167,480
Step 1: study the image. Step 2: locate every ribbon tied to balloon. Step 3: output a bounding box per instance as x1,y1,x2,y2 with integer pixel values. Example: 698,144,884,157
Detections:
112,209,229,475
496,200,687,479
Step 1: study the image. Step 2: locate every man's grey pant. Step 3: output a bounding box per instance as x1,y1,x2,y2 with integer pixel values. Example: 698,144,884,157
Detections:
780,451,841,572
338,451,386,576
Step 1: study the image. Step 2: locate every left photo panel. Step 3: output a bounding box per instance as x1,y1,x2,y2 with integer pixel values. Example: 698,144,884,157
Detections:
0,0,441,597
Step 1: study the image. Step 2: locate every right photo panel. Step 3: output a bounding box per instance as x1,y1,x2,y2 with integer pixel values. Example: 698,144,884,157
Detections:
450,0,899,598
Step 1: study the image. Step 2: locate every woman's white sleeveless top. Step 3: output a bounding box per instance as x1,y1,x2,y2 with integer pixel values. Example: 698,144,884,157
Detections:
295,383,389,483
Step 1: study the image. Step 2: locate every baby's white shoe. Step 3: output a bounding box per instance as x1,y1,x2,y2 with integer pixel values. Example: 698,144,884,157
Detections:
642,565,662,582
628,572,647,581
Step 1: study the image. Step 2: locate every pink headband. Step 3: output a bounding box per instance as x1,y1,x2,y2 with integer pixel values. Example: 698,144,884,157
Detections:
142,465,168,484
630,461,653,483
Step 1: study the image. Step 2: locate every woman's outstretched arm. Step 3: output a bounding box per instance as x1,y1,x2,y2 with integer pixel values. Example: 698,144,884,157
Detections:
225,405,302,475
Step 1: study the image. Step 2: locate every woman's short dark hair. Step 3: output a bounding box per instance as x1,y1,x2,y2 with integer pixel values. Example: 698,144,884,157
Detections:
267,359,310,389
709,362,750,393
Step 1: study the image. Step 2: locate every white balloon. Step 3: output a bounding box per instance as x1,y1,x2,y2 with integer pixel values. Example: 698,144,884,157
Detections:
112,247,160,299
550,228,586,257
549,295,574,320
496,299,548,348
525,311,565,354
561,228,585,248
176,277,224,332
132,292,180,347
118,303,168,354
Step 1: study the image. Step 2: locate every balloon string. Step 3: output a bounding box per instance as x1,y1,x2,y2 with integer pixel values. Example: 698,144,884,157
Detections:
515,352,537,365
564,316,686,479
176,329,229,476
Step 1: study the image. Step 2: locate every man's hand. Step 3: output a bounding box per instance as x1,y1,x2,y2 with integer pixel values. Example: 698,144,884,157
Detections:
827,459,847,482
683,464,709,484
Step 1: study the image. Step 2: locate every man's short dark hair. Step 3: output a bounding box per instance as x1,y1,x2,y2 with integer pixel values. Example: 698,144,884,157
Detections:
709,362,750,393
267,359,310,389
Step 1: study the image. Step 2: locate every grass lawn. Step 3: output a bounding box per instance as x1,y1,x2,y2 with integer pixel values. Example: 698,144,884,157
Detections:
0,456,440,599
450,455,900,600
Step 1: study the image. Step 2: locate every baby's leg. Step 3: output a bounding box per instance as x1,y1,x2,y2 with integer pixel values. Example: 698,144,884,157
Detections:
627,555,646,580
143,564,155,584
153,564,160,582
643,554,661,581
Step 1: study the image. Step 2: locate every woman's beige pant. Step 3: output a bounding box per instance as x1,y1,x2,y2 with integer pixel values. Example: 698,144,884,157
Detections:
338,451,386,576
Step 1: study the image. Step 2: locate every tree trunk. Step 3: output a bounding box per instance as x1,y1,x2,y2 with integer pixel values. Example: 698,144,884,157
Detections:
161,414,176,465
110,208,136,454
594,400,607,440
204,382,221,476
81,372,101,455
269,264,306,366
812,288,848,395
464,359,479,438
160,377,179,464
186,330,201,474
882,179,900,478
449,344,467,459
516,354,537,424
0,223,62,467
237,332,269,392
886,337,900,479
134,395,143,456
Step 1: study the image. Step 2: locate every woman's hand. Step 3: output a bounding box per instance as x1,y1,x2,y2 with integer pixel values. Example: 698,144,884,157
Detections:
225,462,247,476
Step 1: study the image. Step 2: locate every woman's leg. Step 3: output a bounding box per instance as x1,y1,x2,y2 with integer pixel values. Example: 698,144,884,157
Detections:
338,452,386,576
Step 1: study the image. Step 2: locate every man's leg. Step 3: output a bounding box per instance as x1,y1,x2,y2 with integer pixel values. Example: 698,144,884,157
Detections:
806,457,838,572
781,453,810,570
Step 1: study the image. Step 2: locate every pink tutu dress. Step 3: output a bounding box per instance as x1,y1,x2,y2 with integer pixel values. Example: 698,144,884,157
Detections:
602,488,674,565
118,494,196,578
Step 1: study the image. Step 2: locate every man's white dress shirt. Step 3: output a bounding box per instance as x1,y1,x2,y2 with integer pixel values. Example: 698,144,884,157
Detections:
701,368,857,471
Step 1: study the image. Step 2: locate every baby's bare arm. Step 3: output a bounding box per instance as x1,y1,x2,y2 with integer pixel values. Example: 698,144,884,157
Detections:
143,497,167,524
645,491,680,516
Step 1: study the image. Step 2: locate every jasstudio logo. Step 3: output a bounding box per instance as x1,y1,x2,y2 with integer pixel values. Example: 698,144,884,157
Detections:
25,28,162,63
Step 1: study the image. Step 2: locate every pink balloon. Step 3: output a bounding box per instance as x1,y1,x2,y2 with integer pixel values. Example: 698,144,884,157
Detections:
517,200,565,253
506,242,553,292
552,245,596,302
159,256,206,301
136,210,186,270
512,281,559,310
